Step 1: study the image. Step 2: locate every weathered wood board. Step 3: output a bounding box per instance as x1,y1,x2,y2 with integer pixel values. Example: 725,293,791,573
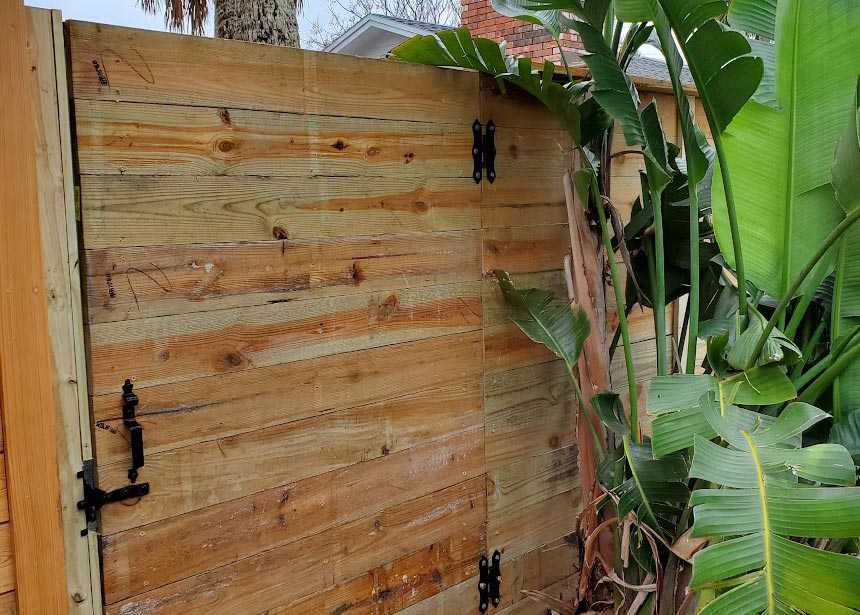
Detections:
67,22,581,615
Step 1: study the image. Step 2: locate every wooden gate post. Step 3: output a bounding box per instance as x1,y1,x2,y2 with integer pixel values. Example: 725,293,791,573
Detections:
0,0,70,612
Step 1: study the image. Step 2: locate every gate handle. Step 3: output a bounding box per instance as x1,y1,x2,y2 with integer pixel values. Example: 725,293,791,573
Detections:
122,379,145,483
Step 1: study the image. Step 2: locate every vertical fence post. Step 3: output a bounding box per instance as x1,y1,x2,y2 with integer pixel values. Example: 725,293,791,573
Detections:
0,0,70,612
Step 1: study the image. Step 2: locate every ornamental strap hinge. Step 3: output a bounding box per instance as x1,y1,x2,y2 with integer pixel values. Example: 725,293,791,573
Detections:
472,119,497,184
478,550,501,613
76,380,150,537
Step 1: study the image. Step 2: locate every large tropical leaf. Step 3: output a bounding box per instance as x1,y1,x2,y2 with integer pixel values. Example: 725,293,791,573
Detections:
493,270,591,370
687,395,860,615
727,0,777,40
615,437,690,537
389,28,583,140
565,17,645,146
831,78,860,420
657,0,763,134
712,0,860,300
647,368,797,456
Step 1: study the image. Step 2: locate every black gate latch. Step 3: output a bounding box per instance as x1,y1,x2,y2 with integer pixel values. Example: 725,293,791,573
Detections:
472,119,497,184
77,380,149,536
478,550,501,612
77,459,149,536
122,379,145,483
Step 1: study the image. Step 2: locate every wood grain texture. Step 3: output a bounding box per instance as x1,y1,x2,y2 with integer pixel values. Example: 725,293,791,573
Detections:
104,478,487,615
0,4,68,612
93,332,482,459
87,281,482,394
75,100,475,178
0,526,13,595
101,429,485,602
67,21,479,123
484,323,558,373
487,446,579,521
488,489,578,559
98,381,483,534
483,270,568,328
31,9,102,612
264,525,486,615
85,230,482,322
483,225,571,276
78,174,480,249
394,536,577,615
484,361,575,471
0,592,15,615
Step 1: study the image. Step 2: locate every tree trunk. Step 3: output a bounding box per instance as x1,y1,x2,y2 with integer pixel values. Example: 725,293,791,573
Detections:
215,0,300,48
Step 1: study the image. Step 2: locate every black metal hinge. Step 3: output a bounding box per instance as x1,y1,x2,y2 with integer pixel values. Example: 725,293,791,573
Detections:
472,119,497,184
478,550,501,612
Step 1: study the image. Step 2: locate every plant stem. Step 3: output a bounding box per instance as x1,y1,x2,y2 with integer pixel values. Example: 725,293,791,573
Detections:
747,208,860,370
712,131,748,327
685,184,700,374
832,239,846,422
798,340,860,406
790,313,828,382
651,186,668,376
596,195,640,441
794,355,830,390
568,363,605,457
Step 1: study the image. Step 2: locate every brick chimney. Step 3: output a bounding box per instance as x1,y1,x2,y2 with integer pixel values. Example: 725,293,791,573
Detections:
461,0,583,63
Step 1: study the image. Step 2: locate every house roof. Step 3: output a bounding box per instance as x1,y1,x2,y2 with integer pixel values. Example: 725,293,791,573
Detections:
323,13,454,54
325,15,691,88
375,15,455,33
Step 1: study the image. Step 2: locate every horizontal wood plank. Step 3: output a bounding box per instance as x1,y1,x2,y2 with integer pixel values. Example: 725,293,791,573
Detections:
93,332,482,459
104,477,487,615
85,230,481,323
67,21,479,123
0,459,7,524
483,225,570,276
265,525,486,615
484,323,557,373
610,334,674,391
98,380,483,533
101,428,485,601
484,361,575,470
482,270,567,328
87,281,482,394
488,489,579,559
79,174,480,249
487,446,579,521
75,100,474,179
0,592,14,615
0,526,13,595
394,537,578,615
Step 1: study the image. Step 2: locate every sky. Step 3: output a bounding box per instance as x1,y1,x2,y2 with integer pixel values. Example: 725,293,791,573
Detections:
24,0,330,47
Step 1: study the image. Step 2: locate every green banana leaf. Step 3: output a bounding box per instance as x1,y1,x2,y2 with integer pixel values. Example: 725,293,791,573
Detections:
688,395,860,615
647,368,797,457
830,409,860,462
389,28,583,141
831,78,860,421
712,0,860,300
591,391,630,435
726,307,801,370
616,437,690,537
656,0,762,134
493,270,591,371
728,0,779,107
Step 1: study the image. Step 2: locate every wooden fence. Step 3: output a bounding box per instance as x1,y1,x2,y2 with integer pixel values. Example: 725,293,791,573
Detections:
1,7,695,614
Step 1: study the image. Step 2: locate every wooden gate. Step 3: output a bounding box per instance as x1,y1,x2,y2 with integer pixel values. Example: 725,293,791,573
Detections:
66,20,579,615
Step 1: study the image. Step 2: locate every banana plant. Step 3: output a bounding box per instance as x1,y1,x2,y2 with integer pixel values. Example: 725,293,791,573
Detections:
683,394,860,615
392,1,860,613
